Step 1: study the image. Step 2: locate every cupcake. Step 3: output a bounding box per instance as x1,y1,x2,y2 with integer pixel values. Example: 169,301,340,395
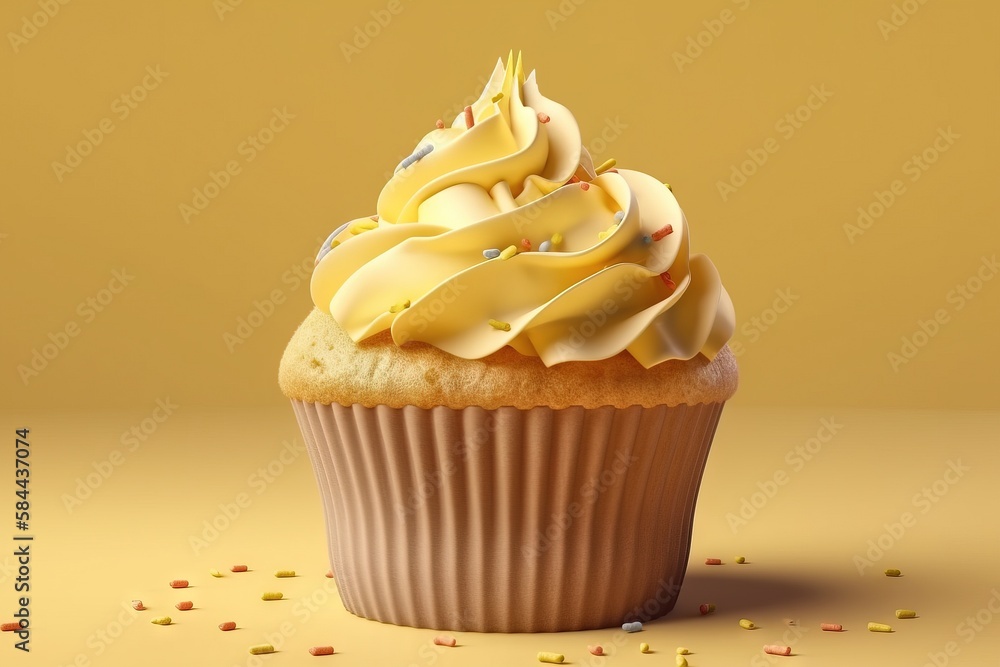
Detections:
279,53,736,633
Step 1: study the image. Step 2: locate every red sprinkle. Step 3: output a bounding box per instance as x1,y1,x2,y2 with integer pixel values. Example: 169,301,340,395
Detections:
231,565,248,573
588,644,604,656
651,224,674,241
2,622,21,632
568,175,580,184
660,272,676,290
537,112,550,123
699,603,715,615
520,238,532,251
705,558,722,565
580,182,590,191
464,106,475,129
821,623,843,631
169,580,189,589
219,621,237,631
309,646,335,656
435,119,445,129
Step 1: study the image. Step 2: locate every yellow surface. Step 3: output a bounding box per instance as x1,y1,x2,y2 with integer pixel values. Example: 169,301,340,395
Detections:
1,0,999,410
2,406,998,665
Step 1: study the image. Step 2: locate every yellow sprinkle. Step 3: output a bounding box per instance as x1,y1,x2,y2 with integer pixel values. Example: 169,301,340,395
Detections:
868,622,893,632
274,570,296,578
492,92,504,103
261,592,283,601
350,220,379,234
151,616,172,625
389,300,410,314
249,644,276,655
885,568,902,577
597,223,618,241
735,556,746,564
488,319,511,332
499,245,517,260
210,569,223,578
676,656,689,667
739,618,756,630
329,239,340,249
664,182,673,192
640,642,650,653
595,158,617,174
896,609,917,619
537,653,564,664
676,647,690,655
550,232,563,245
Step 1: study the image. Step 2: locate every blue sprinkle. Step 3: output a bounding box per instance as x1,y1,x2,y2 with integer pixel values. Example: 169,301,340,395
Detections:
622,621,643,633
395,144,435,172
641,235,652,245
614,210,625,224
316,221,350,263
483,248,501,259
538,240,552,252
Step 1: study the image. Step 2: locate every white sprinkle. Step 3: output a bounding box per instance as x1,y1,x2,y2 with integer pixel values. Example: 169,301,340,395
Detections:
483,248,501,259
538,240,552,252
395,144,435,172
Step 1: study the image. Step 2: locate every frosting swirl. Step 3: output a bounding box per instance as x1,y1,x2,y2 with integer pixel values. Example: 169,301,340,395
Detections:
311,54,735,368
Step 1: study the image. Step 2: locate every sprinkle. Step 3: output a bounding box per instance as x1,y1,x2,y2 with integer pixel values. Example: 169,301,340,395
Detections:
821,623,843,631
550,232,563,245
661,272,676,290
641,235,652,245
433,635,457,647
131,600,145,611
622,621,643,633
537,653,564,664
739,618,757,630
220,622,237,631
350,220,379,234
640,642,651,653
389,300,410,314
520,238,532,251
607,168,618,173
595,158,617,174
2,622,22,632
705,558,722,565
325,570,334,578
231,565,248,573
435,119,445,129
317,222,350,262
664,182,673,192
699,603,715,615
169,580,188,589
588,645,604,656
210,569,223,578
868,622,893,633
764,645,792,656
579,182,590,191
885,569,902,577
464,106,475,128
250,645,276,655
499,245,517,260
261,592,283,601
676,656,689,667
483,248,501,259
370,214,378,221
537,112,550,123
310,646,336,656
735,556,746,564
274,570,296,578
151,616,172,625
488,319,511,332
676,647,690,655
651,224,674,241
175,601,194,611
896,609,917,619
397,144,435,172
597,224,618,241
492,92,504,103
614,210,625,224
538,240,552,252
568,175,580,183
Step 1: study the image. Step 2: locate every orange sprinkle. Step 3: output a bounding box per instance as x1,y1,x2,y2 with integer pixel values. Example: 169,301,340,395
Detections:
537,112,550,123
175,601,194,611
169,580,189,589
520,238,532,251
660,272,676,290
764,645,792,656
231,565,248,573
1,622,21,632
309,646,335,656
652,225,674,241
821,623,843,631
580,182,590,191
219,621,237,631
433,635,457,647
325,570,334,578
464,106,474,129
435,119,445,129
588,645,604,656
705,558,722,565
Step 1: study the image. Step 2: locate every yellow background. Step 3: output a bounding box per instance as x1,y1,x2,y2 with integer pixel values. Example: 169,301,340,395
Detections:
2,0,998,410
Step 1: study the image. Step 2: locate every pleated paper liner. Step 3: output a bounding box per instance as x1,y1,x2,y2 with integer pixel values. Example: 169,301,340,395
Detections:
291,400,725,633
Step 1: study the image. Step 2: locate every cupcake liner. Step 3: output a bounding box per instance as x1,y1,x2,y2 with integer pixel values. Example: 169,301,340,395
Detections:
291,399,725,633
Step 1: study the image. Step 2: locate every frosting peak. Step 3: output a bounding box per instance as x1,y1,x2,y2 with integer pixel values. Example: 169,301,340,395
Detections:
311,53,735,368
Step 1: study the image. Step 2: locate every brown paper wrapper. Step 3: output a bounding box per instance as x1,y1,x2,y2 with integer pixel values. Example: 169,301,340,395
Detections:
291,400,725,632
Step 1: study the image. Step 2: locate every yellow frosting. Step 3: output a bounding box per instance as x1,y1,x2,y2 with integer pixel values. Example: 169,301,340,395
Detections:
311,53,735,368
